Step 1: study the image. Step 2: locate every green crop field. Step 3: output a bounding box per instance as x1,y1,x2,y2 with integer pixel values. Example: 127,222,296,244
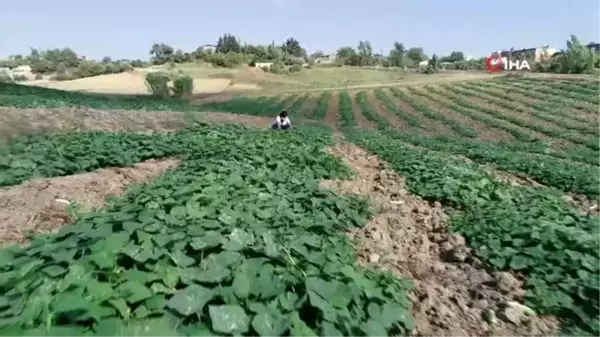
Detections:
0,76,598,336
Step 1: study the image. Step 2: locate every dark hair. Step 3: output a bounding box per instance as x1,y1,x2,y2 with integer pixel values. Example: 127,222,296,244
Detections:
279,110,288,117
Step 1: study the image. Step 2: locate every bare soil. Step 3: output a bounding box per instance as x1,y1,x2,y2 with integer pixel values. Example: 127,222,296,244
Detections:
404,88,515,141
0,159,179,246
324,91,341,129
319,139,559,336
0,107,200,142
351,96,377,130
196,112,274,129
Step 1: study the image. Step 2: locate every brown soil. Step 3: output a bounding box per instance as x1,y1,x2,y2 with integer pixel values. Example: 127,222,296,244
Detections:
324,91,341,129
351,96,377,130
196,112,274,129
0,159,179,247
364,91,409,130
319,139,559,336
0,107,200,142
406,88,514,142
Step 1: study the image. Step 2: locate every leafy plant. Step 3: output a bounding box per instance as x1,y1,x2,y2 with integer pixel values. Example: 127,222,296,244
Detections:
145,72,171,97
172,75,194,98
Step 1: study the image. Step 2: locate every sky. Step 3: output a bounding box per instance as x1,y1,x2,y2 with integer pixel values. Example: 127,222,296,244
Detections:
1,0,599,60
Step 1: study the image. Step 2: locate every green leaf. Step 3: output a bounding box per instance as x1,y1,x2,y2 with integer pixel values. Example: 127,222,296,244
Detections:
195,265,230,283
232,271,251,299
166,284,215,316
189,232,222,250
209,305,249,334
509,255,530,270
170,251,196,267
108,298,130,319
117,281,153,303
223,229,255,251
42,264,67,277
251,311,288,336
363,319,387,336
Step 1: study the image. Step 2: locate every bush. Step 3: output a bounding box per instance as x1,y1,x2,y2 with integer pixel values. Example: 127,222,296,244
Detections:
12,74,28,82
54,72,72,81
260,66,270,72
34,73,43,80
270,63,284,74
172,75,194,97
289,64,302,73
0,70,13,83
145,71,171,97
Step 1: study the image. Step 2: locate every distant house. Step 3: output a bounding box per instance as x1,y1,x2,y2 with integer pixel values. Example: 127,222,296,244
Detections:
200,44,217,53
314,54,335,64
255,62,273,70
498,46,557,63
586,43,600,53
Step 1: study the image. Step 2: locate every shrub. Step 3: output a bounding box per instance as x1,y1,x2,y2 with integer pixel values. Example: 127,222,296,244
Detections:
12,74,28,82
270,63,284,74
289,64,302,73
145,71,171,97
54,72,72,81
260,66,270,72
172,75,194,97
34,73,43,80
0,70,13,83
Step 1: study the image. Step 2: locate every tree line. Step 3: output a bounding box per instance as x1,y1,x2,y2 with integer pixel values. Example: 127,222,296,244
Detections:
0,33,597,83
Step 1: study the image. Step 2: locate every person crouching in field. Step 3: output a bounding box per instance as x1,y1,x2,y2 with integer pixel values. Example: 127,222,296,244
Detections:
271,110,292,130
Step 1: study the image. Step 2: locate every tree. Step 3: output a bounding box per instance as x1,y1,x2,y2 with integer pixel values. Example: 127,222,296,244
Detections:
389,42,406,67
149,43,174,65
357,40,373,66
282,38,303,58
310,50,325,59
406,47,427,64
216,34,241,54
336,46,358,66
441,51,464,63
555,35,596,74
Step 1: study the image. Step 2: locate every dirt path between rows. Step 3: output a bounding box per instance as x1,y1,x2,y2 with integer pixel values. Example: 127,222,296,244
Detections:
0,159,179,247
319,138,559,336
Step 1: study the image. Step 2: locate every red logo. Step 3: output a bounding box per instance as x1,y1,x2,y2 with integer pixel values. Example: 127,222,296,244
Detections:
486,55,504,72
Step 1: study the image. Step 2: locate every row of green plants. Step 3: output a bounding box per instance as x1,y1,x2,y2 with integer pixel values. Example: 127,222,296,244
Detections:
509,78,600,105
497,79,598,117
444,85,599,150
0,125,416,336
394,87,478,138
371,89,422,128
0,132,184,187
342,127,599,336
310,92,331,120
413,84,598,166
338,91,356,128
458,82,599,138
415,86,538,142
351,91,599,198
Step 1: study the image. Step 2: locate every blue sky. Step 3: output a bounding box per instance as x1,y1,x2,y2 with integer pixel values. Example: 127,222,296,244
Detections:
1,0,598,60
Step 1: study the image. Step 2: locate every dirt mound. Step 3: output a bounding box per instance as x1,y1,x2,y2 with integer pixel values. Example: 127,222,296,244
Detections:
0,158,179,246
319,140,559,336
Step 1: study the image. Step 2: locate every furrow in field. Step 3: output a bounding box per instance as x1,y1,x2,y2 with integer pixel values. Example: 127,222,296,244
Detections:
310,91,332,120
495,80,600,119
426,86,542,142
461,82,599,136
372,88,433,132
405,86,514,141
349,92,377,130
324,91,341,127
362,90,409,130
444,84,592,147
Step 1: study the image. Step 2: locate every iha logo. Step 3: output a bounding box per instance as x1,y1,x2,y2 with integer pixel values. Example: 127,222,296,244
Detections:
486,54,531,72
